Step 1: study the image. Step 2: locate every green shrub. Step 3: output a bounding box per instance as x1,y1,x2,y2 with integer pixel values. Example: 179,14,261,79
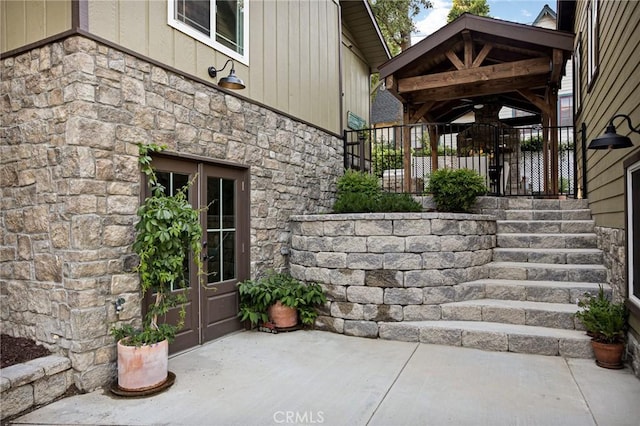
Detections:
521,136,543,152
372,143,404,177
333,170,423,213
427,168,487,212
575,286,628,344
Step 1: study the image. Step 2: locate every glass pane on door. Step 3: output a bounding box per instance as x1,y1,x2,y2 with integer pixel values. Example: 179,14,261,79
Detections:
207,177,236,284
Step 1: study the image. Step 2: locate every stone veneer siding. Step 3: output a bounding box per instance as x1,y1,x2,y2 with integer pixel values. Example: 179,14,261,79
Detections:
594,226,640,379
289,213,496,337
0,35,342,391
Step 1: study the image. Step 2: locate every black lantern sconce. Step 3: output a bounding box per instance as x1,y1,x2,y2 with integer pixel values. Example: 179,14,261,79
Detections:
588,114,638,150
207,59,245,90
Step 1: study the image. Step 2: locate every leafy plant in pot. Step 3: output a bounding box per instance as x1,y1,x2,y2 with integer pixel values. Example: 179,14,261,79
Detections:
110,144,203,391
575,286,628,369
237,272,327,329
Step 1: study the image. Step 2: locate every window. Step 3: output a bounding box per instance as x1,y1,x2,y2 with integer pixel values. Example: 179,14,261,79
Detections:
587,0,599,86
627,159,640,309
574,37,582,113
169,0,248,64
558,96,573,127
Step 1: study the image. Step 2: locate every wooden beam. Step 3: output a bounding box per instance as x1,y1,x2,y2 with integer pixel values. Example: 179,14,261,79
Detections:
472,43,493,68
550,48,564,83
445,50,465,70
398,57,551,93
410,101,436,123
462,30,473,68
403,109,412,192
517,88,552,115
409,74,549,102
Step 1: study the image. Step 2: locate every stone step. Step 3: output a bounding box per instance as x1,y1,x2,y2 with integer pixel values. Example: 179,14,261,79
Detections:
497,220,594,234
505,209,593,220
496,233,597,249
492,247,603,264
457,279,610,304
378,320,593,357
487,261,607,283
440,299,581,330
502,198,590,211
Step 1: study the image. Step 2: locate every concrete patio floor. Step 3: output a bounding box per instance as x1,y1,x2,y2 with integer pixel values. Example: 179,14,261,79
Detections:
11,330,640,426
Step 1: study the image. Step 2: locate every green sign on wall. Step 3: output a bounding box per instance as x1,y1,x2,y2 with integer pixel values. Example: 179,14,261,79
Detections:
347,111,367,130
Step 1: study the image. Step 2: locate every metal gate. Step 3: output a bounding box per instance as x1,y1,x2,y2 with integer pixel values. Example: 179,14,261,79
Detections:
344,123,575,197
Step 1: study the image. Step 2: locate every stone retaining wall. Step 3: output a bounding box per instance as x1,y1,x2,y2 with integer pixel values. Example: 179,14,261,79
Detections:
0,356,73,420
289,213,496,337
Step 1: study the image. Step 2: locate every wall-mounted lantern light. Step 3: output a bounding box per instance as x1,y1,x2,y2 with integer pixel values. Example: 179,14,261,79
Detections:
588,114,638,150
207,59,245,90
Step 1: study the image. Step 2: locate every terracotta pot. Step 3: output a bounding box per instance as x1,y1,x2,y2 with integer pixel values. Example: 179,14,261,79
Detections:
117,339,169,391
591,340,625,369
268,301,298,328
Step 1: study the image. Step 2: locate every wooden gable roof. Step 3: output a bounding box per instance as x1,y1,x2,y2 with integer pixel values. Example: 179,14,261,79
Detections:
378,13,574,124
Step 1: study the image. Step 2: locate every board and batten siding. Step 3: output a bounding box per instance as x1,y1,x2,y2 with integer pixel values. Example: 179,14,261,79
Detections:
576,0,640,229
342,26,371,130
0,0,71,53
85,0,342,134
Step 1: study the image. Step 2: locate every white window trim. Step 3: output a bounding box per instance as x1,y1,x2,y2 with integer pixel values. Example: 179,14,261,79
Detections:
167,0,249,65
628,160,640,310
587,0,598,86
574,38,582,112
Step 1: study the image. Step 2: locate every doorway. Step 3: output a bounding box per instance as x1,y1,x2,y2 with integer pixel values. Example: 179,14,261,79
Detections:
145,156,250,353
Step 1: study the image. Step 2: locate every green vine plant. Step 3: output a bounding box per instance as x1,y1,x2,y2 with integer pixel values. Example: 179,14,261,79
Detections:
111,144,204,346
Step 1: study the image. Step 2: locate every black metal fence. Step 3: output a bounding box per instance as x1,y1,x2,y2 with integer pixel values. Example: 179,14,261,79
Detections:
344,123,575,197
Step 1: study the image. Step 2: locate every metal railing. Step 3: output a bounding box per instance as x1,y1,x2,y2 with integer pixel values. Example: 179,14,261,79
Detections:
344,123,576,197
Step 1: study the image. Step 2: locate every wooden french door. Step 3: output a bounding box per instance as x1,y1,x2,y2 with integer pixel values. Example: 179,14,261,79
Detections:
144,157,249,353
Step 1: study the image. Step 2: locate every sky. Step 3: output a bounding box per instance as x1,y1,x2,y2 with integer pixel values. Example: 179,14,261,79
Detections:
412,0,553,44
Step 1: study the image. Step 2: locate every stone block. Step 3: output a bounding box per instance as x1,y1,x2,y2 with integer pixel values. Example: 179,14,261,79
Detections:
378,323,419,342
304,267,331,284
441,235,477,252
482,306,526,324
316,252,347,268
323,221,354,236
33,371,69,405
289,250,316,267
526,310,576,329
441,305,482,321
76,363,116,392
315,316,344,333
431,219,459,235
404,270,445,288
329,269,365,286
383,253,422,270
355,220,392,236
330,302,364,320
508,335,559,355
423,287,456,304
111,274,139,294
454,283,485,301
346,253,383,270
462,330,508,351
559,339,594,358
320,284,346,302
1,377,10,392
403,305,441,321
347,286,383,304
366,236,405,253
406,235,441,252
332,236,367,252
343,320,379,338
306,237,333,252
484,284,524,301
422,252,455,269
393,219,431,236
26,355,71,375
70,307,107,339
365,270,403,288
364,304,403,322
1,363,44,387
34,254,62,282
526,287,569,303
384,288,422,305
0,384,33,419
419,328,462,346
489,266,527,280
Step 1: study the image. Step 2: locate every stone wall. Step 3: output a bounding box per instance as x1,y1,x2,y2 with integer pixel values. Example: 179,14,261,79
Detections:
0,35,342,390
289,213,496,337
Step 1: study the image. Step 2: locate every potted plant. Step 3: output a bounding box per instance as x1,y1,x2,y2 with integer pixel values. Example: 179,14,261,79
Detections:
575,286,628,369
237,272,327,330
110,144,203,391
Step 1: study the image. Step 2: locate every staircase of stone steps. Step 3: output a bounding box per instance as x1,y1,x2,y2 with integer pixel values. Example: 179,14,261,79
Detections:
378,198,610,358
